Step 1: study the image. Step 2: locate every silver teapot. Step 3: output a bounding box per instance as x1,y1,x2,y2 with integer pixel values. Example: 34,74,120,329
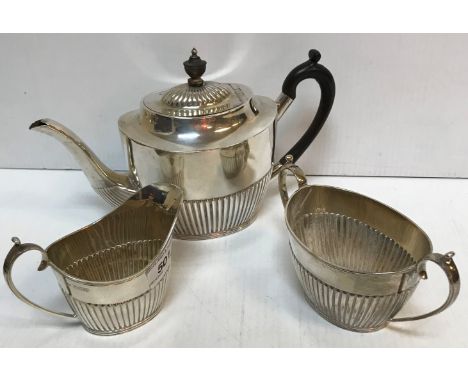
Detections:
30,48,335,240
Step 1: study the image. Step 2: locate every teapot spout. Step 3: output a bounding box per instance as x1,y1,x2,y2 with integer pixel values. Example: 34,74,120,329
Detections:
29,118,138,206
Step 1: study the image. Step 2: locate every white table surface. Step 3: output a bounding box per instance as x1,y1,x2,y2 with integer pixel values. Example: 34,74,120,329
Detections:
0,169,467,347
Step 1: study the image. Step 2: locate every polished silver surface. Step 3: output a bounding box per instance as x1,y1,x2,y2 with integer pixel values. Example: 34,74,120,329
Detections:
29,119,138,206
3,184,183,335
29,49,328,240
275,92,293,121
124,94,275,151
145,82,251,118
279,159,460,332
143,47,251,119
292,252,417,332
220,141,250,179
123,124,273,200
174,169,271,239
30,113,275,239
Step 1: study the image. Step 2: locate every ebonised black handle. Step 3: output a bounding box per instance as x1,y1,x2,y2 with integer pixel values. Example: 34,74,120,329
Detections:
278,49,335,165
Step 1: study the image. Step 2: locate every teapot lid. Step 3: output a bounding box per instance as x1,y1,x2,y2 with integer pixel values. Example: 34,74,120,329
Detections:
142,48,251,118
118,49,277,152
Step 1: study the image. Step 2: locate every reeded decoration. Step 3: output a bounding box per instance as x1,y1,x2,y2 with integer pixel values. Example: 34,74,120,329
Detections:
174,170,271,239
292,212,418,331
160,82,232,117
3,184,183,335
278,159,460,332
293,212,416,273
29,48,335,240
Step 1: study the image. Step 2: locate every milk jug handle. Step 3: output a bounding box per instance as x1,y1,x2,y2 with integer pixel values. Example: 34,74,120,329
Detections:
390,252,460,322
3,237,76,319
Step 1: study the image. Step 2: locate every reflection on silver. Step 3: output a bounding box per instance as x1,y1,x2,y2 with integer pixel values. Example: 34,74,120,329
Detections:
220,141,250,179
3,184,183,336
157,150,185,188
29,49,328,240
292,212,417,332
275,92,293,121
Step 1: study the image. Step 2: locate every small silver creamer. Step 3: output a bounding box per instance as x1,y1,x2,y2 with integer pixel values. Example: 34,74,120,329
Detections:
3,184,183,335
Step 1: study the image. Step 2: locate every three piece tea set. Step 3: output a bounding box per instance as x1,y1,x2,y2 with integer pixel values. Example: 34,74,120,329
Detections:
4,48,460,336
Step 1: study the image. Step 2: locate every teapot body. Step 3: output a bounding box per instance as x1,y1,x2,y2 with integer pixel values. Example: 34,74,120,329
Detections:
30,49,336,240
119,96,277,239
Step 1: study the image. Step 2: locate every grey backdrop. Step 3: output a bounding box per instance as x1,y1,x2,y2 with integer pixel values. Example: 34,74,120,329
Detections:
1,34,467,177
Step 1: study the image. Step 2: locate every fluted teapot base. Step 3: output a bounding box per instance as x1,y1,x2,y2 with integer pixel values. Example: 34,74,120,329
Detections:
174,170,271,240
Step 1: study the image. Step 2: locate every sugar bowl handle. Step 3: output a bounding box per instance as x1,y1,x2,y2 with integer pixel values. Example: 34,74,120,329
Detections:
278,155,308,207
275,49,335,166
3,237,76,318
390,252,460,322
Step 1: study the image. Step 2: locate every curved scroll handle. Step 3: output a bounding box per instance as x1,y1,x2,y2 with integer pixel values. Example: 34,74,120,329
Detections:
278,155,308,207
390,252,460,322
3,237,76,318
274,49,335,169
